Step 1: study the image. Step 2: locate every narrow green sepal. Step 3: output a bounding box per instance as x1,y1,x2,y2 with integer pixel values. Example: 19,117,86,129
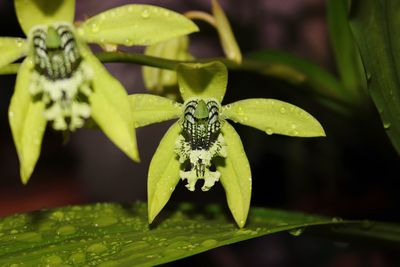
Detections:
0,38,27,69
9,58,47,184
177,61,228,102
129,94,182,128
215,122,251,228
148,122,182,224
78,4,199,46
14,0,75,35
223,99,326,137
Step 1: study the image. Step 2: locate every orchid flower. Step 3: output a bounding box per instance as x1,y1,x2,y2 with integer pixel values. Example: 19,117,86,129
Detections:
129,61,325,227
0,0,198,183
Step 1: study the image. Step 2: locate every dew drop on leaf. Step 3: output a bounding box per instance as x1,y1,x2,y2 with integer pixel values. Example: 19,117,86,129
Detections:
289,228,304,236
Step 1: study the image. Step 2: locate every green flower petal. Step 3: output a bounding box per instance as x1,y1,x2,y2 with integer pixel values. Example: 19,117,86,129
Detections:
223,99,326,137
80,44,139,161
215,122,251,228
212,0,242,63
177,61,228,102
129,94,181,128
143,36,193,92
0,38,27,68
14,0,75,35
78,4,199,46
148,122,181,224
8,58,47,184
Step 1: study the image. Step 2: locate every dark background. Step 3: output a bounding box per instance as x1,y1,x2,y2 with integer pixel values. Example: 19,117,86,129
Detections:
0,0,399,266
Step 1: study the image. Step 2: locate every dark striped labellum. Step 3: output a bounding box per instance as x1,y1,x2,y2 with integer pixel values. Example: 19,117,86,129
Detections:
175,98,227,191
29,23,93,131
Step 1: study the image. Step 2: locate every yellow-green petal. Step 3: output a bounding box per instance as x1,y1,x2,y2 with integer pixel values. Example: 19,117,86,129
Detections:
143,36,193,93
222,99,326,137
148,122,181,224
177,61,228,102
212,0,242,63
78,4,199,46
0,38,27,68
129,94,181,128
216,122,251,228
9,58,47,184
14,0,75,35
80,44,139,161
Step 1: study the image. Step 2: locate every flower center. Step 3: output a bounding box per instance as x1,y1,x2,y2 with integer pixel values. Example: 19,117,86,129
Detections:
29,23,93,131
175,98,226,192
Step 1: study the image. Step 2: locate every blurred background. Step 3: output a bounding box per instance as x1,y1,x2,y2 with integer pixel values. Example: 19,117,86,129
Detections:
0,0,399,266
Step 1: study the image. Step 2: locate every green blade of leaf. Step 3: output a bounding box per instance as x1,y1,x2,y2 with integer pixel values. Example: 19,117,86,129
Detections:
177,61,228,102
247,50,349,103
143,36,193,92
0,202,398,266
215,122,251,228
349,0,400,154
327,0,366,101
78,4,199,46
14,0,75,35
0,38,27,68
148,122,181,224
80,44,139,162
8,58,46,184
212,0,242,63
222,99,325,137
129,94,181,128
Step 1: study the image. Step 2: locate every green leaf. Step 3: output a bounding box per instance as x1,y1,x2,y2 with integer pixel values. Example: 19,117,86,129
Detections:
349,0,400,154
129,94,181,128
247,50,349,104
327,0,366,101
212,0,242,63
177,61,228,102
148,122,181,224
80,44,139,161
215,122,251,228
0,38,27,68
223,99,325,137
78,4,199,46
14,0,75,35
143,36,193,92
0,202,398,266
8,59,46,184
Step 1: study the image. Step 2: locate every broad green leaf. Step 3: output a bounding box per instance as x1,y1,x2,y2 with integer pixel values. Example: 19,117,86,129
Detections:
327,0,366,101
349,0,400,154
215,122,251,228
0,202,398,266
78,4,199,46
223,99,325,137
177,61,228,102
148,122,181,224
143,36,193,93
129,94,181,128
247,50,349,104
80,44,139,161
212,0,242,63
8,58,46,184
14,0,75,35
0,38,27,68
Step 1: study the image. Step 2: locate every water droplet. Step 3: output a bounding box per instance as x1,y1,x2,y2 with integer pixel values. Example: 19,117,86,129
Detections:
124,38,132,45
15,39,24,48
289,228,304,236
10,229,18,234
201,239,218,247
69,252,86,264
15,232,42,242
383,122,391,129
90,23,99,33
57,225,76,235
366,72,372,81
280,107,286,114
8,111,14,118
51,211,64,221
141,9,150,19
265,127,273,135
87,242,107,253
128,6,134,12
331,217,343,222
44,255,63,265
93,216,118,227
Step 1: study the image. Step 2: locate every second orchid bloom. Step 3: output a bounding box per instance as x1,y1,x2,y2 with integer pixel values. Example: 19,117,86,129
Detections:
129,62,325,227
